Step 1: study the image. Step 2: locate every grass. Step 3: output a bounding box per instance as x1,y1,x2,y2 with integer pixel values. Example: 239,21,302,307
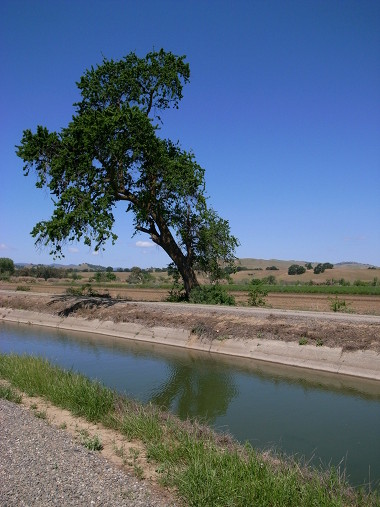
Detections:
0,353,378,507
0,383,22,403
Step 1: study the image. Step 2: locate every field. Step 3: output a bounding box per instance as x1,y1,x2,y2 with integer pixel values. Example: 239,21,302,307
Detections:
1,258,379,315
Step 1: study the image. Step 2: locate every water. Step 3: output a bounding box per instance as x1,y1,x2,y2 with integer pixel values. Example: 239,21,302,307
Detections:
1,321,379,488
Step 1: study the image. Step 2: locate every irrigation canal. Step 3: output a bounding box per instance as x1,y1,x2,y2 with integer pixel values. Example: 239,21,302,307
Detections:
1,321,379,488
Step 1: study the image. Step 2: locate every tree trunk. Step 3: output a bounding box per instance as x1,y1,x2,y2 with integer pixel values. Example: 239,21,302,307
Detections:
151,215,199,298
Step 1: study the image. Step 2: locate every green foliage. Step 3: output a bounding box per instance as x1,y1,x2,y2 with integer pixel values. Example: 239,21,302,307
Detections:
189,285,236,305
127,266,153,285
314,262,334,274
16,265,66,280
266,265,279,270
247,280,268,306
94,271,116,282
0,384,22,403
16,49,238,297
16,285,31,291
79,430,103,451
329,296,351,313
288,264,306,275
0,257,15,275
305,262,313,270
228,283,380,295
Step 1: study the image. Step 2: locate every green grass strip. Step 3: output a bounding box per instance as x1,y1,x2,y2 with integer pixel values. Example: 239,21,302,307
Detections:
0,353,378,507
228,284,380,295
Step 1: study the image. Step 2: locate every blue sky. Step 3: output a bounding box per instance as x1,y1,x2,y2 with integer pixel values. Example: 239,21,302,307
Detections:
1,0,379,268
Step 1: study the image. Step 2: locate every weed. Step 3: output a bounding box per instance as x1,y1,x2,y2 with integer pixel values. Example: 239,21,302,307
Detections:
0,384,22,403
30,403,38,409
59,422,67,430
316,339,324,347
329,296,351,313
299,337,308,345
34,410,47,419
79,429,103,451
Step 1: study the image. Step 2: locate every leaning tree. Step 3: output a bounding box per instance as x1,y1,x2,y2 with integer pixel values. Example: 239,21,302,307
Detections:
17,49,238,297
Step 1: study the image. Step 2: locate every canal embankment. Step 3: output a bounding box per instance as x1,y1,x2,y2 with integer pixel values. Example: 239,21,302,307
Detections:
1,355,379,507
1,291,380,381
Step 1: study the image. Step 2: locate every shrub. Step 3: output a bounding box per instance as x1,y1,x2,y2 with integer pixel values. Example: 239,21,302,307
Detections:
266,266,279,270
16,285,30,291
262,275,277,285
94,271,116,282
189,285,236,305
305,262,313,270
329,296,351,313
247,280,268,306
288,264,306,275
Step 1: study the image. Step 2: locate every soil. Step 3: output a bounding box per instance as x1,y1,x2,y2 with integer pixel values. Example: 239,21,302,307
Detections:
1,290,380,353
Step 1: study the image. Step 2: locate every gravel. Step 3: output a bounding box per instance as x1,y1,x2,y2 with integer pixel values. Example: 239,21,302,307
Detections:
0,399,177,507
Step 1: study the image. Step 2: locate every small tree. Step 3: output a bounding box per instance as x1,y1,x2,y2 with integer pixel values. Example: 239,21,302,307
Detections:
247,280,268,306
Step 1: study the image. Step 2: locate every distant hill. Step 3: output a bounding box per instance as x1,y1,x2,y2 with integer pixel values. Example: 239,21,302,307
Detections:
14,258,378,271
238,258,378,269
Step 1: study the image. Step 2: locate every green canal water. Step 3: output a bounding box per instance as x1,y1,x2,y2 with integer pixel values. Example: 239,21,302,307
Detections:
1,321,379,488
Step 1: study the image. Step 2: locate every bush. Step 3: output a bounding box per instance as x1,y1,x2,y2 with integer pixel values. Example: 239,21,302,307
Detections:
0,257,15,275
247,280,268,307
262,275,277,285
94,271,116,282
128,267,153,284
189,285,236,305
266,266,279,271
16,285,30,291
329,296,351,313
288,264,306,275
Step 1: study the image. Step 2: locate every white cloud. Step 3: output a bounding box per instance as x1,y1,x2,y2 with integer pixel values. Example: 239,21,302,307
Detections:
136,241,155,248
0,243,8,250
68,247,79,253
91,250,99,256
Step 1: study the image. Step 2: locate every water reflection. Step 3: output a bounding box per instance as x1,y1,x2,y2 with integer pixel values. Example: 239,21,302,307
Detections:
150,362,237,421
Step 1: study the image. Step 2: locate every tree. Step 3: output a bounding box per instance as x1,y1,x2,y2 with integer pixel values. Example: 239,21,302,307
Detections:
16,49,238,298
0,258,15,275
288,264,306,275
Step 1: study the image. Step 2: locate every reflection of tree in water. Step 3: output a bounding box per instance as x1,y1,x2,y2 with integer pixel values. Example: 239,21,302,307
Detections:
150,360,238,423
